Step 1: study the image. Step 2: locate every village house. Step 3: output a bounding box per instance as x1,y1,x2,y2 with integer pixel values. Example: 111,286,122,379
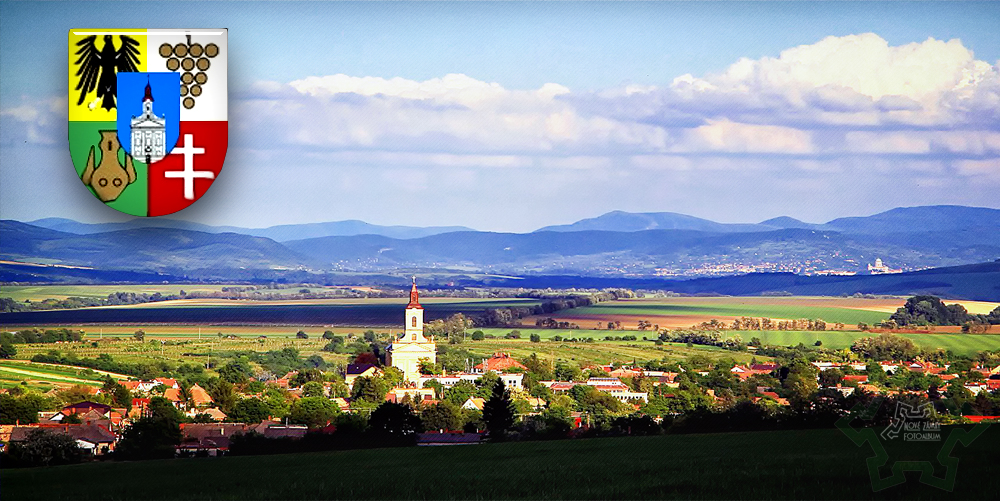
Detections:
385,386,436,404
461,397,486,411
345,363,383,389
419,372,524,391
7,423,117,455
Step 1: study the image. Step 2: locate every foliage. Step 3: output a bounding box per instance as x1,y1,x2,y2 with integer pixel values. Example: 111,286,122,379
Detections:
116,397,183,460
850,334,919,360
228,398,271,423
289,396,339,428
368,402,423,438
421,400,463,432
5,428,84,467
482,380,516,439
890,295,989,326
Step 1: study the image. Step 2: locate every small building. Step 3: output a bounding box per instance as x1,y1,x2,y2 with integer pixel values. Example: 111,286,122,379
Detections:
461,397,486,411
385,386,436,404
417,432,482,446
8,424,117,455
345,364,383,388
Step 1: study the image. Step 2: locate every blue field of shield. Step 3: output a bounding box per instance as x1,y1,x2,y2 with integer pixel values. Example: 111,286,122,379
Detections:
117,72,180,163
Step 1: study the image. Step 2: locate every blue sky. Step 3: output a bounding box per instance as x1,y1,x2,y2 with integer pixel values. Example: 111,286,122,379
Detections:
2,1,999,232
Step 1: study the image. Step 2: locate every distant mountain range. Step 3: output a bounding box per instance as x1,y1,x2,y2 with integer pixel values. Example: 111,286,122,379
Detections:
3,205,999,282
28,217,474,241
536,205,1000,234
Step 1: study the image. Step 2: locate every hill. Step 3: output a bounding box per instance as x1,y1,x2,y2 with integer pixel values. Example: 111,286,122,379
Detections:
285,226,1000,275
2,427,997,500
824,205,1000,234
28,217,474,241
0,221,313,275
537,205,1000,235
535,210,764,233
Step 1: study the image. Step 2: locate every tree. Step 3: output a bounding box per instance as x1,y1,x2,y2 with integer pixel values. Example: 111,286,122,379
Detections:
289,396,338,428
302,381,325,398
851,334,919,361
296,330,309,339
7,428,83,467
322,330,335,340
133,330,145,342
219,359,252,384
228,398,271,423
351,376,391,404
444,380,477,405
530,333,541,343
471,330,485,341
369,402,423,438
116,398,183,460
421,401,463,432
207,380,237,413
0,342,16,359
482,380,516,440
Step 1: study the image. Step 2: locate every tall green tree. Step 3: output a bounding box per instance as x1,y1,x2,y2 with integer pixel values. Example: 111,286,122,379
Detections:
482,380,516,440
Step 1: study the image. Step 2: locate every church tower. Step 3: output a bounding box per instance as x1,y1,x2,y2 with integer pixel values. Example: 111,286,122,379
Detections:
387,278,437,383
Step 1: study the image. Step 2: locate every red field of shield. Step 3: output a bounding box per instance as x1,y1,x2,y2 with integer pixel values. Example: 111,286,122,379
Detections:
147,121,228,217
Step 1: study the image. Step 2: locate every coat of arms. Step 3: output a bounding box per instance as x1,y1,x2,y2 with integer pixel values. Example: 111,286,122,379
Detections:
68,29,228,216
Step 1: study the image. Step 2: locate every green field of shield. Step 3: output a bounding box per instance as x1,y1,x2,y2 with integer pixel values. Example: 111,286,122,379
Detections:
68,121,149,217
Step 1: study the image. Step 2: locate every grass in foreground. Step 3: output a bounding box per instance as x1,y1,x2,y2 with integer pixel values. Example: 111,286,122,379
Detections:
2,426,998,500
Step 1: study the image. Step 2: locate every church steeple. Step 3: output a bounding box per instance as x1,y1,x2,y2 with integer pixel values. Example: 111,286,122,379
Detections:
406,276,422,309
143,78,154,102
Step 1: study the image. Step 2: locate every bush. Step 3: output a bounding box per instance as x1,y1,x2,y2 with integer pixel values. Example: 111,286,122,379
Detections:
296,331,309,339
471,331,485,341
5,429,84,467
529,333,541,343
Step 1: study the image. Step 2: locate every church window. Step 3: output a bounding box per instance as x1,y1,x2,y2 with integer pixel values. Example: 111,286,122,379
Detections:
412,317,417,327
412,333,416,340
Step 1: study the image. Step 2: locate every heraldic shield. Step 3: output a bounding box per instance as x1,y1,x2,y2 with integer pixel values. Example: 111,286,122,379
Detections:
68,29,228,216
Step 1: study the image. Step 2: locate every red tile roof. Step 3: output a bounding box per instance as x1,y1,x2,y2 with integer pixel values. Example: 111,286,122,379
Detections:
474,352,528,373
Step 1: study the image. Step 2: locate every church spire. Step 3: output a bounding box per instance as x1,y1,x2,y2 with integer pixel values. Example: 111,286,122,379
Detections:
143,77,154,102
406,276,422,309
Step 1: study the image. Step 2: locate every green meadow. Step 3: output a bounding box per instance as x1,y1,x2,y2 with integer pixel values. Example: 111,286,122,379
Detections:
570,300,890,325
3,426,998,500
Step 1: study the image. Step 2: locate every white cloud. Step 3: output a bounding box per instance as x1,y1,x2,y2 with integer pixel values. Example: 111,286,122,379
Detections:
3,34,999,179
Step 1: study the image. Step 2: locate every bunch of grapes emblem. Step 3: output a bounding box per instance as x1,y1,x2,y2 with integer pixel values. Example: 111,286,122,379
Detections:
159,34,219,110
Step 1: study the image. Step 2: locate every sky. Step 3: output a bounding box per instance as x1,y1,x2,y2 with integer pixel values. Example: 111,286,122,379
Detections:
1,1,999,232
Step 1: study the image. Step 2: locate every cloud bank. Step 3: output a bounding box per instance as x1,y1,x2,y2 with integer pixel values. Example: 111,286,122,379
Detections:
2,33,998,229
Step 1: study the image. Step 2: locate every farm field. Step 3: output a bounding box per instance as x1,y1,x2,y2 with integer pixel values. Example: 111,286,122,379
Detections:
0,297,542,326
715,330,1000,356
536,296,901,329
3,426,998,500
0,360,108,389
462,338,766,366
0,284,392,302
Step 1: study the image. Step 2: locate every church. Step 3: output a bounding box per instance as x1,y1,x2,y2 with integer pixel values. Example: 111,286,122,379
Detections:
130,80,167,164
386,279,437,383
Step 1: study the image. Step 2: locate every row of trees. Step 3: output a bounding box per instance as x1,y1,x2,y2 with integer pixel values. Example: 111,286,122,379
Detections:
890,295,1000,327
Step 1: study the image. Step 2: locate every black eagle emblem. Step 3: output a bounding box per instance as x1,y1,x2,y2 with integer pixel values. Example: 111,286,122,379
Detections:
74,34,141,111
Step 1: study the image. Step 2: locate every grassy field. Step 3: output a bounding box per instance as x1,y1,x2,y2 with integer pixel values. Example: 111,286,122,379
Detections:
3,426,998,500
555,297,896,328
0,284,247,302
0,360,108,389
